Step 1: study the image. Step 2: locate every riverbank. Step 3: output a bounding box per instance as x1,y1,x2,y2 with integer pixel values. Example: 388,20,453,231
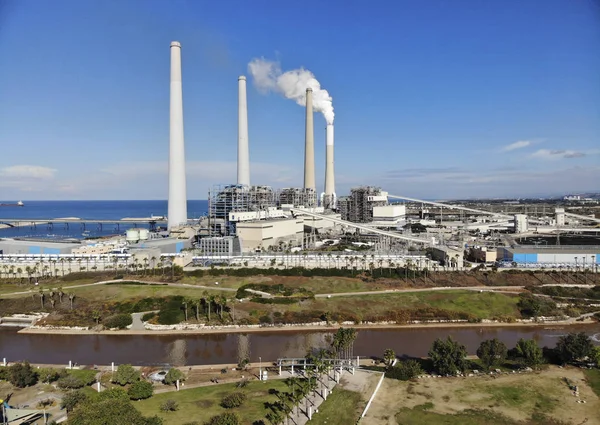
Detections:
17,316,599,336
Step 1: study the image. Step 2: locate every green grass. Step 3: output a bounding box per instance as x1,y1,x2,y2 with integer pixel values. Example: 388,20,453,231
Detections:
134,380,288,424
67,284,227,302
583,368,600,398
314,290,520,320
67,368,98,385
308,388,362,425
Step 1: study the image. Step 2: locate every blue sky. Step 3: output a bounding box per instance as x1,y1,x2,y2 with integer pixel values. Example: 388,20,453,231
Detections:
0,0,598,200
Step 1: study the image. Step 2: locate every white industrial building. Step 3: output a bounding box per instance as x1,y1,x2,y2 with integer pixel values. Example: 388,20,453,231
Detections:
513,214,528,233
235,217,304,252
498,247,599,266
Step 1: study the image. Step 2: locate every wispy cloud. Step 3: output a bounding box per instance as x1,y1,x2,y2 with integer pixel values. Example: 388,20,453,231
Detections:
0,165,57,179
531,149,587,160
501,140,532,152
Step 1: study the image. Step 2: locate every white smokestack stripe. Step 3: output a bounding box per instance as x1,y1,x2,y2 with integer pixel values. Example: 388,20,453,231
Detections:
168,41,188,229
237,76,250,186
304,88,315,193
324,123,335,208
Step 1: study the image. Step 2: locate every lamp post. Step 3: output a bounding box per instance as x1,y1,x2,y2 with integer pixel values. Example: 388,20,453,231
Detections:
259,356,262,381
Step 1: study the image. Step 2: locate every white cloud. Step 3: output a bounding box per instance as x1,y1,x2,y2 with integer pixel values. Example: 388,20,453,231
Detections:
0,165,57,179
531,149,586,160
501,140,531,152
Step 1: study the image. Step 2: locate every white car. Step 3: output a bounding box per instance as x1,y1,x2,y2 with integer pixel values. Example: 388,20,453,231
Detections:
149,370,168,382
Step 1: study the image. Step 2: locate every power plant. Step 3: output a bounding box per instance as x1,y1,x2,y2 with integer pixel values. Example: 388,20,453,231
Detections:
2,41,599,274
167,41,188,230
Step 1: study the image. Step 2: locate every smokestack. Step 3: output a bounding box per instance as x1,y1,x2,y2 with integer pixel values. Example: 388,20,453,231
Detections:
237,76,250,186
324,123,336,208
168,41,188,229
304,88,315,200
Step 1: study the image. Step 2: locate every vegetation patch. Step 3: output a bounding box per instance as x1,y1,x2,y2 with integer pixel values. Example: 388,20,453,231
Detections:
395,407,562,425
307,388,362,425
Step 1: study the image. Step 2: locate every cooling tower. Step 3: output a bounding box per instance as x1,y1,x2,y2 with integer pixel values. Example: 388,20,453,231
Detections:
168,41,188,229
304,88,315,203
237,76,250,186
323,123,336,209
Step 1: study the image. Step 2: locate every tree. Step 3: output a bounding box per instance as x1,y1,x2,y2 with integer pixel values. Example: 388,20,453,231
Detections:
69,292,76,309
164,368,185,385
428,336,468,375
476,338,508,370
114,364,140,386
591,346,600,367
556,332,594,364
517,293,541,318
205,412,240,425
128,380,154,400
383,348,396,367
8,362,38,388
61,390,87,412
512,338,543,367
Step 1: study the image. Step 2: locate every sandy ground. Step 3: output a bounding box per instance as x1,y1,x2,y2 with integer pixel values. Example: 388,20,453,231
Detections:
365,366,600,425
17,317,598,336
0,381,66,422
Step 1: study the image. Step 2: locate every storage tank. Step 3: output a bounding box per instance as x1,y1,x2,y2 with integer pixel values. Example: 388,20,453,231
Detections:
139,228,150,241
126,229,140,243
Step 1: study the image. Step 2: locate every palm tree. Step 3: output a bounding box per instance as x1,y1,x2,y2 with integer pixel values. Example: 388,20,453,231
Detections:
68,293,75,310
150,256,157,275
182,298,190,322
58,286,64,303
38,289,45,309
15,267,22,284
92,311,101,324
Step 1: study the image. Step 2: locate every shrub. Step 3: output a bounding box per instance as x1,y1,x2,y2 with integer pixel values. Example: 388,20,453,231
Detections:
220,392,247,408
128,380,154,400
142,312,157,322
38,367,64,383
68,369,98,386
205,412,240,425
387,360,423,381
57,375,85,389
103,313,133,329
556,332,594,364
8,362,38,388
160,399,178,412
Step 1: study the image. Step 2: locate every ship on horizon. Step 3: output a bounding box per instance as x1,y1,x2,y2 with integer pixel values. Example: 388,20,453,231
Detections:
0,201,24,207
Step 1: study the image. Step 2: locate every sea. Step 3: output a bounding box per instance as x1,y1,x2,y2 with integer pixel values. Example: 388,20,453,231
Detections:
0,200,208,240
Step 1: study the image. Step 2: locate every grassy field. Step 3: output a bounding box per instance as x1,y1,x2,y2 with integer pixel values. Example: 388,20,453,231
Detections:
584,368,600,398
67,283,228,302
135,380,288,424
308,388,362,425
368,366,600,425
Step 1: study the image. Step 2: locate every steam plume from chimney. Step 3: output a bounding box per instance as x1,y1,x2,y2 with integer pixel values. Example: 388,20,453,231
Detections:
248,58,334,124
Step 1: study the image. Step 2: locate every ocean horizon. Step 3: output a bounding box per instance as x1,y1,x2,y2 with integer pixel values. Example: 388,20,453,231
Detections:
0,200,209,240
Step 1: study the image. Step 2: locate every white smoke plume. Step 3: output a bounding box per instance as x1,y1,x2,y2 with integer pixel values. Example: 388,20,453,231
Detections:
248,58,334,124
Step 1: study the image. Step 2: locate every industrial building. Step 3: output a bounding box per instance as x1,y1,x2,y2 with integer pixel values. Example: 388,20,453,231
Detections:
338,187,388,223
498,247,599,266
0,239,82,255
196,236,241,256
235,217,304,252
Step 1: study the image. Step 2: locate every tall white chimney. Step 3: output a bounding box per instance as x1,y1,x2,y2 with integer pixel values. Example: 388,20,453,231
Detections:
323,123,336,208
168,41,188,229
304,88,315,204
237,76,250,186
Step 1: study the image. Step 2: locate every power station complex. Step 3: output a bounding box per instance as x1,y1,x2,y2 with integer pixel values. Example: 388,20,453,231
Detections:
1,41,600,273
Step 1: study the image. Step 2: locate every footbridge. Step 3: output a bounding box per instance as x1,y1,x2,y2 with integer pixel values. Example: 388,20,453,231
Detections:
0,217,168,231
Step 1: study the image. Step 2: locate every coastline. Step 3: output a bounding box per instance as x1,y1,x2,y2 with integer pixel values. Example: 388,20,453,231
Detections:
17,317,599,336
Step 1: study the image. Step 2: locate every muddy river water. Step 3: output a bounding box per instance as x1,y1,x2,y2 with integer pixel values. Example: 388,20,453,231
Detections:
1,324,599,366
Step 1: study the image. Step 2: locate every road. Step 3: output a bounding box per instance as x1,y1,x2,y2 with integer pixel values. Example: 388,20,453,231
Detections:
314,286,525,298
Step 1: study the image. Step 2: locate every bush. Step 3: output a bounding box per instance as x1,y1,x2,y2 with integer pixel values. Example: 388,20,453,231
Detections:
205,412,240,425
220,392,247,408
57,375,85,389
142,312,157,322
68,369,98,386
114,364,140,386
556,332,594,364
387,360,423,381
160,399,178,412
128,380,154,400
8,362,38,388
38,367,64,383
103,313,133,329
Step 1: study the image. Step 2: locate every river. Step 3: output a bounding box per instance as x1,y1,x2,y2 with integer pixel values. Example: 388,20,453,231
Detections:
1,325,599,367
